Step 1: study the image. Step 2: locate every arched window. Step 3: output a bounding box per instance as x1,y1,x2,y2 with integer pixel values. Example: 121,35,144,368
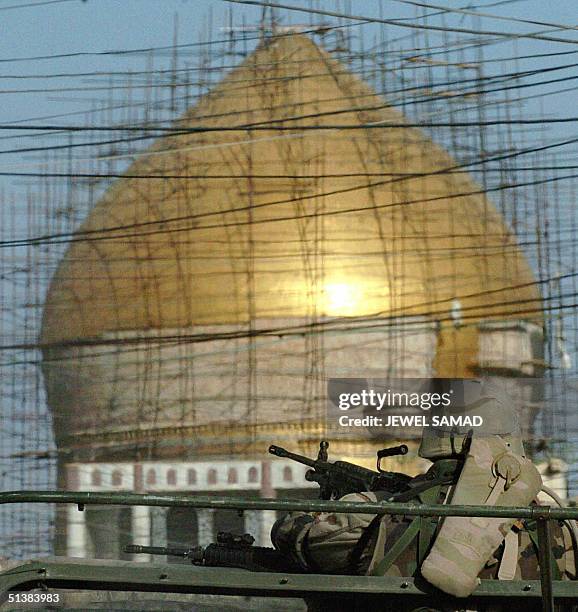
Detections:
91,469,102,487
187,468,197,485
283,466,293,482
248,467,258,483
227,468,238,484
111,470,123,487
207,469,218,485
167,469,177,486
146,469,156,486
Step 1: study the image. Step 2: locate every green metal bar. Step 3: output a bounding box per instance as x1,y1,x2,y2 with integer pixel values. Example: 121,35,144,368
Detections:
1,490,577,520
0,560,577,600
417,483,441,565
536,516,555,612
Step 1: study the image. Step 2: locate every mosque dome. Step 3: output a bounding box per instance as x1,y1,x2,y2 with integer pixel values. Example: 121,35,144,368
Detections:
41,34,542,462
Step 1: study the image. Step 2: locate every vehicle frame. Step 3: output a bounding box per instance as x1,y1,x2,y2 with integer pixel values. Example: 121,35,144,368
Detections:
0,491,576,611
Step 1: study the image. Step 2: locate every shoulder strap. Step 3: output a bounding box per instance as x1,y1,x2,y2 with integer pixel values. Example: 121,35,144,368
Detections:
370,516,421,576
346,490,390,574
497,530,519,580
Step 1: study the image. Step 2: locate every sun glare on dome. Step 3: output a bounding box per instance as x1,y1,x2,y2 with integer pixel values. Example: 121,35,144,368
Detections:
324,283,358,316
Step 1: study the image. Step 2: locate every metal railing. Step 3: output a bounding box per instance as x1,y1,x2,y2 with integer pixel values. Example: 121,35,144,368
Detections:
1,490,577,611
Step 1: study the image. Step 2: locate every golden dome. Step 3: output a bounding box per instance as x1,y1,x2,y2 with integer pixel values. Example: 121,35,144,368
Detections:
40,34,542,459
41,34,540,344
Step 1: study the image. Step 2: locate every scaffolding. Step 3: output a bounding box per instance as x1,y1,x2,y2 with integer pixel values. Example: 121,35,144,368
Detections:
0,2,576,560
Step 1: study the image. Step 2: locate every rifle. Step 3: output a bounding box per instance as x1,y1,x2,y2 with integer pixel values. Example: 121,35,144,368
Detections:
126,531,300,573
269,440,412,499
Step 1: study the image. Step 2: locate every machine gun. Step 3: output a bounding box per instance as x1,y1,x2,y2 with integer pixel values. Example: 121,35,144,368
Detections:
269,440,412,499
126,531,300,573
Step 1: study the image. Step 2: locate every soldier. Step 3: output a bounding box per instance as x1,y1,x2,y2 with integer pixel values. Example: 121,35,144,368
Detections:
271,380,574,597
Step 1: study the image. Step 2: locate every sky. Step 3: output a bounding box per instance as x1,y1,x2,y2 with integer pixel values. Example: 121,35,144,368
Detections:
0,0,576,136
0,0,575,253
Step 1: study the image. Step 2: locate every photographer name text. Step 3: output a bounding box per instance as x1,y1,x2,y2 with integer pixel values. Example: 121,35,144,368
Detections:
338,414,483,427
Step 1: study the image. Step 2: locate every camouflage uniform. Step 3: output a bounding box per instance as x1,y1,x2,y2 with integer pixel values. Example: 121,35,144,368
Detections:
271,491,383,574
271,489,575,580
271,380,576,597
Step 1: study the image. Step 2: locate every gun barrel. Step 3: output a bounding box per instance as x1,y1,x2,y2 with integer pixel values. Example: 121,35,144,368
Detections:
268,445,317,468
125,544,192,557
